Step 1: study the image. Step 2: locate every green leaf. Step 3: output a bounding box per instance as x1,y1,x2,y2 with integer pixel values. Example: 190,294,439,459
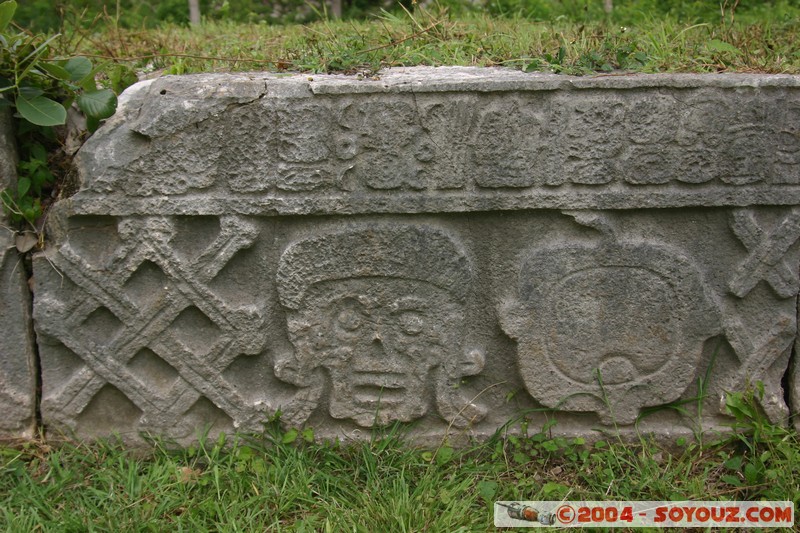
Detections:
0,1,16,33
435,446,454,465
30,143,47,161
542,481,568,496
77,89,117,120
281,428,298,444
39,62,72,81
301,427,314,443
86,116,100,133
16,92,66,126
512,451,529,464
17,86,43,99
724,455,743,470
16,176,30,197
476,480,498,500
721,474,743,487
541,440,559,452
62,57,92,82
236,446,253,461
744,463,760,485
706,39,742,55
524,58,541,72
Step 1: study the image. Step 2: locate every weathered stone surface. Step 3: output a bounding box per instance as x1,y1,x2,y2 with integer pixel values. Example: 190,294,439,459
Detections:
33,69,800,444
0,104,37,440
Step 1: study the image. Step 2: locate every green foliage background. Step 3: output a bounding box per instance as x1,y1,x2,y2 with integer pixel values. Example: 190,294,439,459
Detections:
14,0,800,31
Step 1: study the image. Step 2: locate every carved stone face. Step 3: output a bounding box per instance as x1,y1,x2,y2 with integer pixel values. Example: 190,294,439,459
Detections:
286,277,462,427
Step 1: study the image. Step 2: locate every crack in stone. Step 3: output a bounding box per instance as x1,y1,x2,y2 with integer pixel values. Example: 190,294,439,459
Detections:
785,257,800,427
23,256,44,436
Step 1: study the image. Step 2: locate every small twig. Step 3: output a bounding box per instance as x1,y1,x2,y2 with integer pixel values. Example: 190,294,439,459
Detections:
356,21,440,55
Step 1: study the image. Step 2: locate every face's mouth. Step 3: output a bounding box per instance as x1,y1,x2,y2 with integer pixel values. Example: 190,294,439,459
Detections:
352,371,407,405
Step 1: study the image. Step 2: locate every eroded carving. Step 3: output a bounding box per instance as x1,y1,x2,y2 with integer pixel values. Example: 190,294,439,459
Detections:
721,208,800,423
500,217,719,424
729,208,800,299
275,224,486,428
35,215,267,440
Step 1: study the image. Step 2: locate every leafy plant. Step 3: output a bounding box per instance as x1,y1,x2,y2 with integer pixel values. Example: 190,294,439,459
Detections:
0,0,130,229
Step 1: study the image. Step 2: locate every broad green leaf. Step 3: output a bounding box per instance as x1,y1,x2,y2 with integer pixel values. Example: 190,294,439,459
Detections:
62,56,92,82
542,481,568,496
16,176,30,197
724,455,743,470
476,480,498,500
77,89,116,120
39,62,72,81
721,474,743,487
281,428,298,444
86,115,100,133
744,463,760,485
512,451,529,464
0,1,17,33
435,446,454,465
706,39,742,55
16,92,66,126
17,86,43,98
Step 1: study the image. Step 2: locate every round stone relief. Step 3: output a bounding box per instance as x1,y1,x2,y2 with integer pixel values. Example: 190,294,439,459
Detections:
500,240,720,425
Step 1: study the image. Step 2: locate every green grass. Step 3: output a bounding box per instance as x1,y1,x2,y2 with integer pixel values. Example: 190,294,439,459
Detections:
2,396,799,532
50,3,800,78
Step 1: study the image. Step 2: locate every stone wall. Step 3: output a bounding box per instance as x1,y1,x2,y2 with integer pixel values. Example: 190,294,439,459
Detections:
29,68,800,444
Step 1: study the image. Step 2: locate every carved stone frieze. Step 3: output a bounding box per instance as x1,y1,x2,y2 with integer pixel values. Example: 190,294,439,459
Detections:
29,69,800,444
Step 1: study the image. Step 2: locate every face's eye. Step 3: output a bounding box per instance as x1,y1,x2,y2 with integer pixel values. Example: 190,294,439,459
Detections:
398,312,425,336
336,307,362,331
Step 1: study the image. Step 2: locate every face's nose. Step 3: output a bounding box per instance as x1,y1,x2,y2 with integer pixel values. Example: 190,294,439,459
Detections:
370,333,386,358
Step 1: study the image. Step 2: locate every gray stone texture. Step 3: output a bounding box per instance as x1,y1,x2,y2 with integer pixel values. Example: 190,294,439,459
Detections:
33,68,800,444
0,102,37,440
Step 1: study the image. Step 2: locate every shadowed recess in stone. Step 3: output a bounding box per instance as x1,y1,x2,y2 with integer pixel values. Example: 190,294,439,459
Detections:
65,216,121,265
127,348,181,394
75,384,143,437
179,396,234,438
40,342,84,392
223,353,296,407
172,215,221,261
170,306,221,357
123,260,171,308
81,306,124,346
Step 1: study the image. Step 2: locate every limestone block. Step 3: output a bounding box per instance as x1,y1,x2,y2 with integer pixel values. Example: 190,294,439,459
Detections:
0,105,37,440
33,69,800,445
